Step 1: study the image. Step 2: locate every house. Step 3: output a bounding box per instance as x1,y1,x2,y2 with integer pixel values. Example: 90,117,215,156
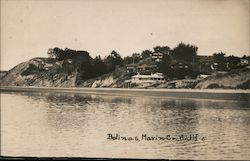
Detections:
151,52,163,62
240,59,249,66
131,73,165,84
126,63,138,73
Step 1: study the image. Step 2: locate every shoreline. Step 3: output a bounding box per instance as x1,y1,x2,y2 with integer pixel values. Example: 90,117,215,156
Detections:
1,86,249,101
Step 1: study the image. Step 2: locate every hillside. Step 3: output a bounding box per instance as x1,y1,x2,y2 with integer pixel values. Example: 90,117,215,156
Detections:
195,68,250,89
0,71,8,79
0,58,77,87
77,68,131,88
1,55,249,89
0,57,130,88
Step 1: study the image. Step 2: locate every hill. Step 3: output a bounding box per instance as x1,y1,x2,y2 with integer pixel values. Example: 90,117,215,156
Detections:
195,68,250,89
0,57,130,88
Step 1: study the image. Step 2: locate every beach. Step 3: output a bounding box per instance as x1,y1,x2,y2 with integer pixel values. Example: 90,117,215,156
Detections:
1,86,249,101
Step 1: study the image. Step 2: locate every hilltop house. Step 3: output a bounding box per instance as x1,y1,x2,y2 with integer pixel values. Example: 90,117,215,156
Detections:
151,52,163,62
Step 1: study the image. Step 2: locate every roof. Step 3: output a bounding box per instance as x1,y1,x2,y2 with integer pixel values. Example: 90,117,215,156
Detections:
152,52,163,55
132,73,164,79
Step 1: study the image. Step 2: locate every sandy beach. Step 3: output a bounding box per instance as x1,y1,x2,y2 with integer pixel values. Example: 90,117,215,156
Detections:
1,86,249,101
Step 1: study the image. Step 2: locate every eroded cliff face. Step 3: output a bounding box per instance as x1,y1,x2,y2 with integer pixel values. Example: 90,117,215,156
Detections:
195,68,250,89
0,57,130,88
1,58,78,87
76,68,131,88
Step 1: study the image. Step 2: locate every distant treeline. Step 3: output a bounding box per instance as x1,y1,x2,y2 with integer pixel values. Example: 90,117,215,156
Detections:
47,43,249,80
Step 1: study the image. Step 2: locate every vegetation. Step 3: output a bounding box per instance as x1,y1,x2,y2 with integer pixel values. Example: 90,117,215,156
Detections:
47,42,249,81
47,48,125,80
170,43,198,63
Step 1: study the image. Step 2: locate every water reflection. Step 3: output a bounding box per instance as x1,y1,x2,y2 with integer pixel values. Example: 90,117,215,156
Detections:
1,91,250,159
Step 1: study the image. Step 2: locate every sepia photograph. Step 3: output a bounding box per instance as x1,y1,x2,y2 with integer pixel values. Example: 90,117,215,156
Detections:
0,0,250,160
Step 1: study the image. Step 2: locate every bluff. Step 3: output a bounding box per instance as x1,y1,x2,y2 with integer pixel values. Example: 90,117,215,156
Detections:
0,57,130,88
195,68,250,89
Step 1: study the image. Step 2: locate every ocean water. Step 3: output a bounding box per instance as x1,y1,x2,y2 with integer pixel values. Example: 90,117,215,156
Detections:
1,91,250,159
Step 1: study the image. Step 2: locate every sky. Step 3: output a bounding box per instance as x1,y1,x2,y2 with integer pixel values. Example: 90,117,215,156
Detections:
1,0,249,71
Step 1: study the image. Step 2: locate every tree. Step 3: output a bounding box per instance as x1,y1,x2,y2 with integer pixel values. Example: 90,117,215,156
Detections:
153,46,170,54
47,47,91,61
47,47,64,59
212,52,228,71
124,56,134,65
157,61,170,75
226,55,240,69
104,50,124,72
91,56,107,77
131,53,141,63
213,52,226,64
170,43,198,63
141,50,152,59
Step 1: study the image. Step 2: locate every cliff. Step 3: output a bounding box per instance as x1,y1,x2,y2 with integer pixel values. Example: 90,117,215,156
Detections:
77,68,131,88
195,68,250,89
0,57,130,88
0,58,77,87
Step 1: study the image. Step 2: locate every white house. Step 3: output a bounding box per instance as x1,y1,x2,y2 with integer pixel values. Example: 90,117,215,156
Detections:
131,73,165,84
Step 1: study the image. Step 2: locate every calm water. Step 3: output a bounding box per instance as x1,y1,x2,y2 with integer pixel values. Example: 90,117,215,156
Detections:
1,91,250,159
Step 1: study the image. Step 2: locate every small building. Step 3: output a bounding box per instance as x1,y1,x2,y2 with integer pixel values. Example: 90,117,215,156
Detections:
131,73,165,84
240,59,249,66
151,52,163,62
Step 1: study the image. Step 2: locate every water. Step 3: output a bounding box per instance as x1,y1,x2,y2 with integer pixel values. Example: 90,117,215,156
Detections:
1,91,250,159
